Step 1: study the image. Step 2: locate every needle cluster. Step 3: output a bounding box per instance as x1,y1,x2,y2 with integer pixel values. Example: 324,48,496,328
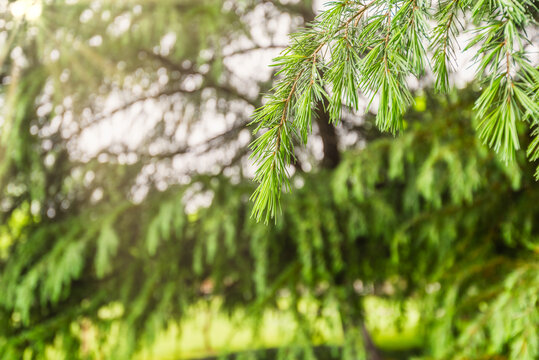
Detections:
250,0,539,222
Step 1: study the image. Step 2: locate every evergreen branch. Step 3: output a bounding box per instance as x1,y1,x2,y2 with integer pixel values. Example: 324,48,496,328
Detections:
358,1,413,133
432,0,462,92
471,1,539,163
250,0,539,222
249,1,378,222
275,68,306,152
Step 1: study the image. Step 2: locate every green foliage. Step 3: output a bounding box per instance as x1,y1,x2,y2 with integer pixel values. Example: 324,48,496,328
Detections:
1,1,538,360
95,222,120,279
250,0,539,221
2,86,538,359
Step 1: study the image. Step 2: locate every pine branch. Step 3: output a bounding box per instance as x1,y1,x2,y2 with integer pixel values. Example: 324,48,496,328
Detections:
432,0,462,92
250,0,539,222
470,1,539,163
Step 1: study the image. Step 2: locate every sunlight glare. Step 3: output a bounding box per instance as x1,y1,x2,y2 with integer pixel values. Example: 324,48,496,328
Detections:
10,0,42,21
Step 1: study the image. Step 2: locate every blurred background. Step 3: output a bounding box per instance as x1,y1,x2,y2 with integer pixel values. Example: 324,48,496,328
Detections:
0,1,538,359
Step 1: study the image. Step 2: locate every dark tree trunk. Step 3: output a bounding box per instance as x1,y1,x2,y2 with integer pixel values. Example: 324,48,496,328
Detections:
315,98,341,169
338,287,384,360
340,309,384,360
360,322,384,360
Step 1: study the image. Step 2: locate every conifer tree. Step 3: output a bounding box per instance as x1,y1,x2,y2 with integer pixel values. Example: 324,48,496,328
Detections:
0,1,538,360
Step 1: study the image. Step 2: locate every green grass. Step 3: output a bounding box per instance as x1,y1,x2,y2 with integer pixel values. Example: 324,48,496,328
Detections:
137,297,423,360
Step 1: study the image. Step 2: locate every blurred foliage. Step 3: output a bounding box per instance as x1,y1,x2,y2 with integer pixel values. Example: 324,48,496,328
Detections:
0,1,538,360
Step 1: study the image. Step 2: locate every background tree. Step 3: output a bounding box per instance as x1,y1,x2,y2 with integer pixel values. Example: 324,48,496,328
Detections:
0,0,359,357
0,1,538,360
